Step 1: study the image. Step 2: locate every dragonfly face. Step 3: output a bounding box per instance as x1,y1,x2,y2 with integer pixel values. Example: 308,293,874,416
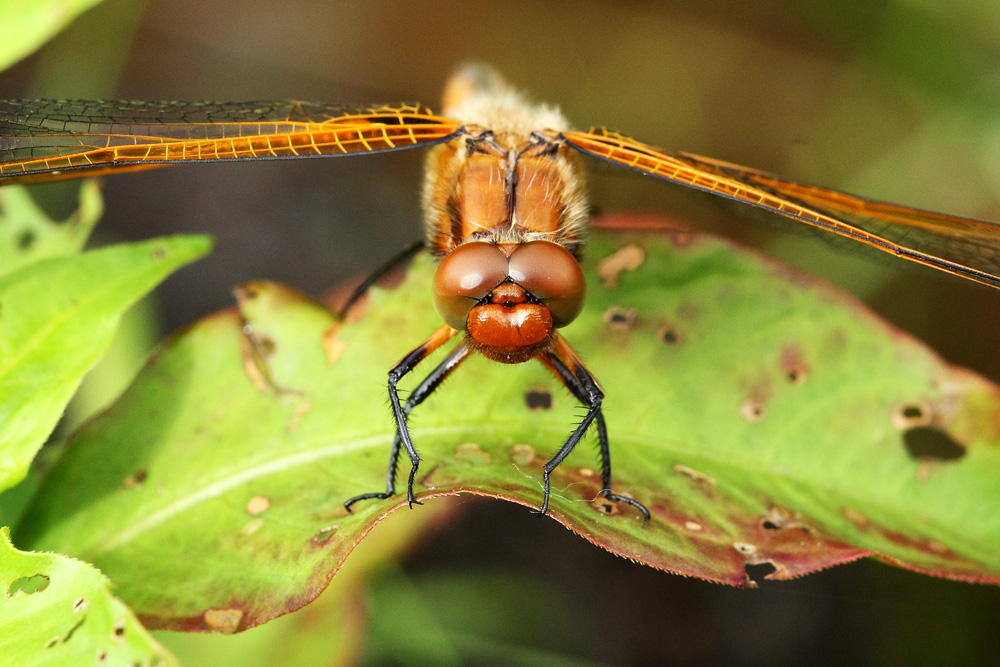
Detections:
2,62,999,522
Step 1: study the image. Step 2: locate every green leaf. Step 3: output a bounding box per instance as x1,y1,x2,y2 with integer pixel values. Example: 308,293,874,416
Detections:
15,230,1000,631
0,0,108,71
0,235,212,493
0,182,103,277
155,500,452,666
0,527,177,666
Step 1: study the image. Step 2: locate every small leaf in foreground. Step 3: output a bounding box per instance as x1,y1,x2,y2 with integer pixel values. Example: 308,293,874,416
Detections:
15,226,1000,633
0,527,177,666
0,0,107,71
0,181,103,277
0,234,212,493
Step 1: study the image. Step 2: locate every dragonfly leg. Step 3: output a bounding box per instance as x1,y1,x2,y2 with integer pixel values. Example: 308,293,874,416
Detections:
336,240,424,318
537,335,650,523
344,327,466,512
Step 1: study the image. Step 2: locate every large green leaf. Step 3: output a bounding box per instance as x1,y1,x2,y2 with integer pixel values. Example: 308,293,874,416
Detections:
0,526,176,666
0,0,108,71
14,229,1000,631
0,235,212,493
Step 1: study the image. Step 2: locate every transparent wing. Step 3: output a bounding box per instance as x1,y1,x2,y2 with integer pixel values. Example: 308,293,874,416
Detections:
565,127,1000,289
0,100,463,184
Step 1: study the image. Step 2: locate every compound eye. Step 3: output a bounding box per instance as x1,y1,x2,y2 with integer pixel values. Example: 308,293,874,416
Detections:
507,241,586,327
433,242,509,330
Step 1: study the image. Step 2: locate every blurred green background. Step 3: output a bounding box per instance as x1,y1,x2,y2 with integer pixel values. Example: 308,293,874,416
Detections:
3,0,999,664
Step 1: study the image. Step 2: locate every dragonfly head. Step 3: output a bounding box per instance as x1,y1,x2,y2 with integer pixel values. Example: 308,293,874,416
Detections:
432,240,585,363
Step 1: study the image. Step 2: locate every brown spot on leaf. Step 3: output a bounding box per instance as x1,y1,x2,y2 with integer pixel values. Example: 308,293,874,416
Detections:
203,608,243,634
323,323,345,363
657,323,683,346
246,496,270,516
311,525,338,547
510,444,537,468
739,399,765,422
455,442,491,465
286,401,312,434
123,469,147,489
112,619,126,642
241,331,272,392
72,598,87,613
590,495,619,516
903,426,966,461
673,464,717,487
760,507,812,533
524,388,553,410
842,507,870,528
240,519,264,536
597,243,645,287
602,306,639,330
780,346,809,384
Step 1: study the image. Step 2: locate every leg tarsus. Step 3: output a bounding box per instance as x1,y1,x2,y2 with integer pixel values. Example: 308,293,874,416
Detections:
600,489,651,524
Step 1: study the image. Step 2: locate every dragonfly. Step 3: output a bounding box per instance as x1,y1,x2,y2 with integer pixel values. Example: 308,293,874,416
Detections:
3,63,999,523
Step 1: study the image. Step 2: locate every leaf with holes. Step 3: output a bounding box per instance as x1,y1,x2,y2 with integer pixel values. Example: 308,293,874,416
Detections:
13,224,1000,632
0,527,177,665
0,235,212,493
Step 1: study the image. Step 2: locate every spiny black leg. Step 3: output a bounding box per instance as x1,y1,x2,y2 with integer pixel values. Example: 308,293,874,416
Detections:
538,344,650,523
593,410,650,524
532,386,602,516
343,333,467,512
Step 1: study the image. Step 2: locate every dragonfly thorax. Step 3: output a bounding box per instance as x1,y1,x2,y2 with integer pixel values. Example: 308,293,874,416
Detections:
422,128,589,256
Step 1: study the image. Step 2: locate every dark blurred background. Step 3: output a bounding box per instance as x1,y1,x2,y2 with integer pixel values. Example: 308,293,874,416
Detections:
3,0,999,664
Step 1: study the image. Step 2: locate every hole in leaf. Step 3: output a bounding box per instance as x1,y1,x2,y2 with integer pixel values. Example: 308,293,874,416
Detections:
72,597,87,613
761,520,781,531
745,561,778,585
18,230,36,250
657,323,683,346
9,574,49,595
524,388,553,410
892,401,933,429
602,306,638,330
903,426,966,461
113,619,126,641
